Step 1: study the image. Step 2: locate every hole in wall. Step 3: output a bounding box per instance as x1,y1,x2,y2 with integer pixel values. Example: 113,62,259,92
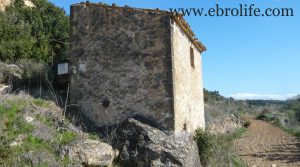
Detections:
100,95,110,108
183,123,187,131
102,99,110,108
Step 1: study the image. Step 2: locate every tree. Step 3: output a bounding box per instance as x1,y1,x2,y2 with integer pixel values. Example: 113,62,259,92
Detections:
0,0,69,63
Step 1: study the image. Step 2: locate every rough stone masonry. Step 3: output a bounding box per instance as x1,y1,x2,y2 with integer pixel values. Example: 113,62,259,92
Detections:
69,2,206,132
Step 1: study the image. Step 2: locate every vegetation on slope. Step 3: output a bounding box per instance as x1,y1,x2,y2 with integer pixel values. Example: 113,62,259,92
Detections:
0,93,79,166
195,127,247,167
0,0,69,63
202,89,300,166
205,89,300,138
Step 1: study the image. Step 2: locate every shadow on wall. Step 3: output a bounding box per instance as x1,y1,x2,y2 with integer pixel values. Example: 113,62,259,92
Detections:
66,104,168,141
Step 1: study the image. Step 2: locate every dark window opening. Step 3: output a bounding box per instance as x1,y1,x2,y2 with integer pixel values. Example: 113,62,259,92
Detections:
190,47,195,68
183,123,187,131
100,95,110,108
102,99,110,108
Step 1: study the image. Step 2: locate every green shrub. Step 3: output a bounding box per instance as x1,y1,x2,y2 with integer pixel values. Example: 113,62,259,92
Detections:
17,59,48,79
89,132,100,140
32,99,51,108
194,128,247,167
35,114,54,127
230,128,247,139
284,128,300,140
62,156,71,166
0,138,11,160
243,121,251,128
0,0,69,63
194,129,216,166
58,131,77,145
256,113,267,120
0,96,74,166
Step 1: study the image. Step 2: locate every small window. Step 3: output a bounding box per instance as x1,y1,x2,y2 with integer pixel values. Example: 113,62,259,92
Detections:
183,123,187,131
190,47,195,68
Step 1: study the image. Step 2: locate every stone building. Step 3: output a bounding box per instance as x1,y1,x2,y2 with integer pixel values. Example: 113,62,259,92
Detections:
69,2,206,132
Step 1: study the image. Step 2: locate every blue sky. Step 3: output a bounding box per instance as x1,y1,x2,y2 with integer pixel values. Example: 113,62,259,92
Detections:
49,0,300,100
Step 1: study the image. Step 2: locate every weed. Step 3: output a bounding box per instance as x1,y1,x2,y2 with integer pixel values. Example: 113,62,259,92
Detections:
89,132,100,140
35,114,54,127
284,128,300,140
62,156,71,166
32,99,51,108
243,121,251,128
57,131,77,145
194,129,216,166
230,128,247,139
194,128,247,167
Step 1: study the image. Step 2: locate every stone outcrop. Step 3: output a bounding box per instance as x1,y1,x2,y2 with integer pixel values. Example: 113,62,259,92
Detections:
207,115,243,134
0,0,11,11
111,118,201,167
60,139,117,166
22,150,61,167
0,0,34,11
0,84,11,94
0,62,23,83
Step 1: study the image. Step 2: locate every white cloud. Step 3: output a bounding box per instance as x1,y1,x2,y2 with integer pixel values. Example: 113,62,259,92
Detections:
228,93,297,101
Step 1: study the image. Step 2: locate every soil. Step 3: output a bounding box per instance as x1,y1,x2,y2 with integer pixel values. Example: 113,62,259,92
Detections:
234,120,300,167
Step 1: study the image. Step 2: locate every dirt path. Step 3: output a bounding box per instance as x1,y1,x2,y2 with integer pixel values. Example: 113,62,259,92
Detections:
234,120,300,167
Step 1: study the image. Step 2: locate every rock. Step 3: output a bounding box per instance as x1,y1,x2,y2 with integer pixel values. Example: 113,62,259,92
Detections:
60,139,116,166
0,0,35,11
24,115,34,123
10,134,27,147
22,150,61,167
0,0,11,11
31,121,55,142
0,62,23,83
23,0,34,8
0,84,11,94
206,115,242,134
111,118,201,167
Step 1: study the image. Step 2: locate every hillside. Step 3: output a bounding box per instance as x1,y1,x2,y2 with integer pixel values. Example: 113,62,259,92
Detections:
0,0,299,166
204,89,300,166
234,119,300,166
204,89,300,137
0,93,116,166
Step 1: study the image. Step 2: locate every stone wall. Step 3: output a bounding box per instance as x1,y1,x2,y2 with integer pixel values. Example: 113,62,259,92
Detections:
69,3,174,130
171,20,205,132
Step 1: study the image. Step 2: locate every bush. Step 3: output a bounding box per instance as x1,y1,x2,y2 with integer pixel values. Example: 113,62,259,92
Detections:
0,0,69,63
58,131,77,145
243,121,251,128
194,128,247,167
256,113,267,120
284,128,300,139
17,59,48,79
194,129,216,166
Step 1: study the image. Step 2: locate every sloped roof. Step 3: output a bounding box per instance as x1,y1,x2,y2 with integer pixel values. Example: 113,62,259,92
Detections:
72,2,206,53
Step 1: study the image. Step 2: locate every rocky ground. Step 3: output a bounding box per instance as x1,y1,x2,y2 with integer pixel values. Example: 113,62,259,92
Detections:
205,104,246,136
0,88,201,166
234,120,300,167
0,91,117,166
